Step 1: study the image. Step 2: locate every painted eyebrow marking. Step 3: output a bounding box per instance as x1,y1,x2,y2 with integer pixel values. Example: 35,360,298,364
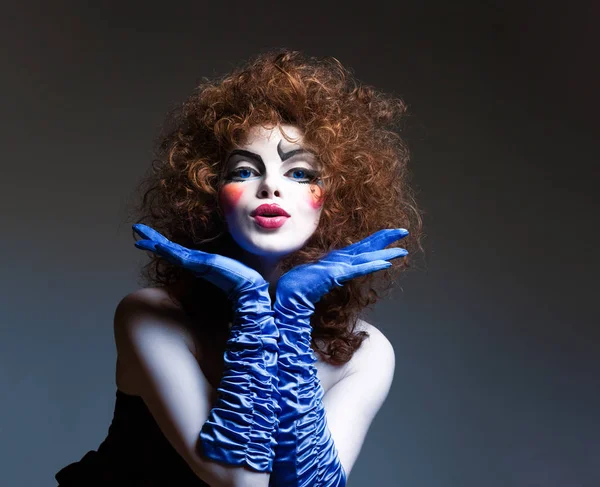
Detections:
277,140,311,161
227,149,264,165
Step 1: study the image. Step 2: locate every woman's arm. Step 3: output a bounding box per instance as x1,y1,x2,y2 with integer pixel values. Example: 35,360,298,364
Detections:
271,316,395,487
129,224,281,484
269,229,408,486
114,291,271,487
269,301,346,487
198,278,280,472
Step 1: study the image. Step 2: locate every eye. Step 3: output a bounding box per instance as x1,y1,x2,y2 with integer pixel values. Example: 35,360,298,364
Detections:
286,168,320,184
225,166,259,182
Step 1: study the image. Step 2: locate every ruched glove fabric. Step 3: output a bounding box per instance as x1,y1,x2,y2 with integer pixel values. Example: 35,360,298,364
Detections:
269,229,409,487
269,290,346,487
133,224,280,472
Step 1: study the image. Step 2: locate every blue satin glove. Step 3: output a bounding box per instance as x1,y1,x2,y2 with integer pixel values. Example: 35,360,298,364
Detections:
269,228,409,486
133,224,280,472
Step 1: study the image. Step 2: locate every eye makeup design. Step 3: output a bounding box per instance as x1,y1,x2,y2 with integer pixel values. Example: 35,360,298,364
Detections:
224,166,321,184
223,139,322,186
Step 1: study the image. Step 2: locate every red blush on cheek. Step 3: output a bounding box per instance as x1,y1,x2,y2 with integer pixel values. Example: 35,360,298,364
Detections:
308,184,324,209
219,184,244,214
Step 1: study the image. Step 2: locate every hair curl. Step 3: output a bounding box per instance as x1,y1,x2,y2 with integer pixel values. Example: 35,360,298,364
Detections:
128,49,425,366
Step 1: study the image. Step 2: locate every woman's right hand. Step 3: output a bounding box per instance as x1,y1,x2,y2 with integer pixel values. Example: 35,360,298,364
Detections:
132,223,267,301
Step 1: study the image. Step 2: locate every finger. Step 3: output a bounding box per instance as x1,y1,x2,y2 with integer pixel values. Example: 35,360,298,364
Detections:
132,224,171,245
351,247,408,265
154,244,235,285
154,243,211,275
335,261,392,283
154,242,189,266
134,239,158,252
342,228,409,255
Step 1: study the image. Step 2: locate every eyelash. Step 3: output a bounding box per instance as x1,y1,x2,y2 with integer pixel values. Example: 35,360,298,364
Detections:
225,166,320,184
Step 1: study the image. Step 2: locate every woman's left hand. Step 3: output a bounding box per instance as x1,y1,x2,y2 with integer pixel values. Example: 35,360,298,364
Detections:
276,228,409,306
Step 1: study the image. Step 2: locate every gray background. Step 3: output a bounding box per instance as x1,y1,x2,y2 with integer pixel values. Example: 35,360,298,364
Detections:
1,1,598,486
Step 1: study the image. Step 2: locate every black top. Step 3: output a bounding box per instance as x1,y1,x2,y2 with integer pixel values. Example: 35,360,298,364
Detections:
55,389,210,486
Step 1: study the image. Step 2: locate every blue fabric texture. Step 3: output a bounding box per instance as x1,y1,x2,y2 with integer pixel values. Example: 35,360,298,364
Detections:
199,278,280,472
269,293,346,487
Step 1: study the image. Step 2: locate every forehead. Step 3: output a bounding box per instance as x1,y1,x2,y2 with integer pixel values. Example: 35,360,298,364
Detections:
242,124,305,149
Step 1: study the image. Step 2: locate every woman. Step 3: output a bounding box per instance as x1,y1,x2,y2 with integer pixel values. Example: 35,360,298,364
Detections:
55,49,424,486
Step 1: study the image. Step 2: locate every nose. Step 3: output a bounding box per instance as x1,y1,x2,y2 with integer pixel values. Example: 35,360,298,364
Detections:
256,172,281,199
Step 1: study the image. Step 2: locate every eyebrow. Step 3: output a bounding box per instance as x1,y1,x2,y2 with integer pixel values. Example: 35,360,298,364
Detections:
226,143,315,166
227,149,264,165
277,140,313,161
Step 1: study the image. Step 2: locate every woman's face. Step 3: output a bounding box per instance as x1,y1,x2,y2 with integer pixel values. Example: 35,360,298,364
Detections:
218,124,324,258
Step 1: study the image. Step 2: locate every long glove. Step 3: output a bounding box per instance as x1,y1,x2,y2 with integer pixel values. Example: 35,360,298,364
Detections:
269,228,409,487
133,224,280,472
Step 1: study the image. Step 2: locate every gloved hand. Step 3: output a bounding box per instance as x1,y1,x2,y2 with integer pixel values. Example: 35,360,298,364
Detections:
133,224,280,472
269,228,409,487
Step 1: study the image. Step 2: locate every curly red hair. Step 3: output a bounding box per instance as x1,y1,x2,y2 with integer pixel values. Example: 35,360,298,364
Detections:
129,49,425,365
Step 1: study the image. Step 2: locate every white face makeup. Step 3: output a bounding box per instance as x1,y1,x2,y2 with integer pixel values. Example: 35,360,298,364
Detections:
218,124,324,259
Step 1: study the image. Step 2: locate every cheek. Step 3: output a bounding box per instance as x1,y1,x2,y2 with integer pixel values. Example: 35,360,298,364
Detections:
307,183,324,210
219,184,244,214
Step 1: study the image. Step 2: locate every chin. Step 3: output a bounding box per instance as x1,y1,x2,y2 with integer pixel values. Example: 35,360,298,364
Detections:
245,242,301,258
236,235,307,258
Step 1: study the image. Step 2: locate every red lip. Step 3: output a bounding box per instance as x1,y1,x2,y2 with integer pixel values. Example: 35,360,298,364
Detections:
250,203,290,217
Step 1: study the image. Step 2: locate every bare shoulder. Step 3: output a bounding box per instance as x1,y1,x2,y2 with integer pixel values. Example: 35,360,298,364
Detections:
114,287,199,358
120,286,180,309
348,318,395,376
319,319,396,476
